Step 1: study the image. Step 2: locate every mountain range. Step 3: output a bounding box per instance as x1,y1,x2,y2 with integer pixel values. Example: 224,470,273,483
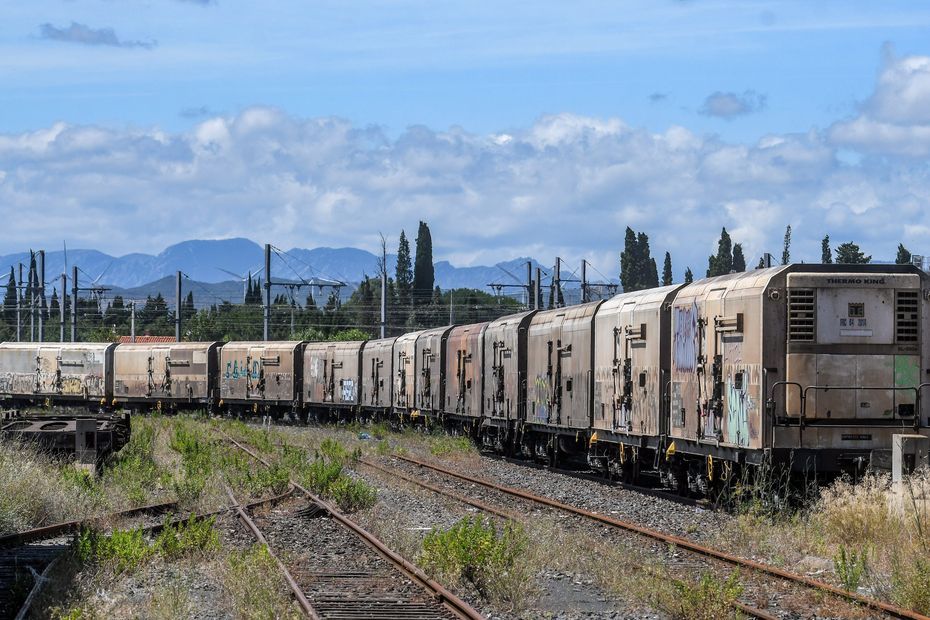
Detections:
0,239,608,305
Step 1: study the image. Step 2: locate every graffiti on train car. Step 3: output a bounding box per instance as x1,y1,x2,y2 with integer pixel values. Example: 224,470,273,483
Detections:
342,379,356,402
673,302,699,372
533,374,550,421
225,360,261,380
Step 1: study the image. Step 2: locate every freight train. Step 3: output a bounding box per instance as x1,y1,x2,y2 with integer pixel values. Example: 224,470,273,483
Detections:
1,264,927,491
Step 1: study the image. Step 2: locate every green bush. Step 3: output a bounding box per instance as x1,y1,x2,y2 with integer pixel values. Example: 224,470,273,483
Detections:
104,419,163,506
420,516,530,605
834,545,868,592
329,476,377,513
892,556,930,614
665,571,743,620
428,436,476,458
77,514,219,574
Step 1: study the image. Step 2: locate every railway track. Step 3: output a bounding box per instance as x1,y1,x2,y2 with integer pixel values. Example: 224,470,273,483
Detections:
392,453,930,620
222,433,484,620
0,500,179,619
359,456,779,620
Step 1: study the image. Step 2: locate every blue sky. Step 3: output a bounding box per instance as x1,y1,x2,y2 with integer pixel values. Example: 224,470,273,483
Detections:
2,1,930,279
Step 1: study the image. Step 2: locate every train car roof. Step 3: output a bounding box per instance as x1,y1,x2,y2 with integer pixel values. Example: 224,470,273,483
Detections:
599,283,684,312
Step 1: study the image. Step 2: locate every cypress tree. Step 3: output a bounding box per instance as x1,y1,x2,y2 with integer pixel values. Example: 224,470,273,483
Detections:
620,227,638,292
396,231,412,299
638,233,659,288
821,235,832,264
732,243,746,272
707,228,732,277
896,243,912,265
412,221,434,306
684,267,694,284
782,225,792,265
662,252,673,286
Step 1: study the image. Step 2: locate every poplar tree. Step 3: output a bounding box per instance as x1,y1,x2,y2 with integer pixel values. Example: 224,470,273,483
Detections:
412,221,434,306
732,243,746,272
821,235,832,264
662,252,673,286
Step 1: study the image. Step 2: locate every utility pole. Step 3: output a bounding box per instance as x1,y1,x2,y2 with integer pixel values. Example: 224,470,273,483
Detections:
29,255,35,342
15,263,22,342
263,243,271,341
71,265,78,342
175,271,182,342
38,250,45,342
554,257,562,309
449,290,454,325
526,261,533,308
60,273,66,342
581,260,588,303
380,235,387,339
535,267,542,310
130,301,136,343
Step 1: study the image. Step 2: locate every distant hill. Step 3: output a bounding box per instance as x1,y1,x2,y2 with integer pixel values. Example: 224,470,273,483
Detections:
0,239,606,301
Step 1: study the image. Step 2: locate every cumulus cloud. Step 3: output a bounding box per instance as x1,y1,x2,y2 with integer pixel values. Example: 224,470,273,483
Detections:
2,101,928,280
39,22,156,49
699,90,766,119
829,47,930,157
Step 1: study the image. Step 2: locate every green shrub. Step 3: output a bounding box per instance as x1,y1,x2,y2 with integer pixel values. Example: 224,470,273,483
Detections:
834,545,868,592
420,516,531,605
104,420,163,506
329,476,377,513
428,436,475,458
319,438,350,464
77,514,219,574
664,571,743,620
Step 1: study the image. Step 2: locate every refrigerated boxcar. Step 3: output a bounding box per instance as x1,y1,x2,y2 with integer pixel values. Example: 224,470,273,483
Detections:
112,342,220,411
415,326,454,416
481,311,535,448
393,331,421,414
0,342,115,408
670,264,930,477
443,322,488,423
219,341,304,414
303,340,364,419
361,337,395,412
591,285,682,478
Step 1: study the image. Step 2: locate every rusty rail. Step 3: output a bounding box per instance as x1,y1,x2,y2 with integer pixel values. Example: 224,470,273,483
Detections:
0,499,179,549
221,432,484,620
396,454,930,620
224,485,322,620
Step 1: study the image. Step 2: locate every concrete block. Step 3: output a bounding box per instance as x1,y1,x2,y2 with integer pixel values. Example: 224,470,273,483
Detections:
75,418,98,469
892,434,929,484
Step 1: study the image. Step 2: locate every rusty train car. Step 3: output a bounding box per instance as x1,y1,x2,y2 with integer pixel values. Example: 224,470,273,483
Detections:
0,263,926,487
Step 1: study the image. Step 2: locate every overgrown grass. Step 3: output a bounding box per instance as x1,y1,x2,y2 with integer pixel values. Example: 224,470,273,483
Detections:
427,435,477,458
223,545,302,620
76,514,220,574
653,571,744,620
419,516,534,609
0,439,100,534
102,419,168,507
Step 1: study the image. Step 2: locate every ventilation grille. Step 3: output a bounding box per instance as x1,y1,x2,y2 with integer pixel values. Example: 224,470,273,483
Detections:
788,288,816,342
896,290,919,343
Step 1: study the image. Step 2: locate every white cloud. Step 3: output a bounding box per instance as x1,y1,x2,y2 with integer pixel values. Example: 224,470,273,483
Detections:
830,47,930,157
699,90,766,119
5,49,930,282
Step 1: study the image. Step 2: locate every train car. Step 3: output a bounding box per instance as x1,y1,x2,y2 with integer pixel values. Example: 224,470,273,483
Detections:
112,342,221,412
361,337,396,414
219,341,304,416
303,340,365,420
481,311,535,449
414,325,455,417
393,331,422,416
669,264,930,487
0,342,116,409
443,322,488,427
591,285,683,479
524,302,603,462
